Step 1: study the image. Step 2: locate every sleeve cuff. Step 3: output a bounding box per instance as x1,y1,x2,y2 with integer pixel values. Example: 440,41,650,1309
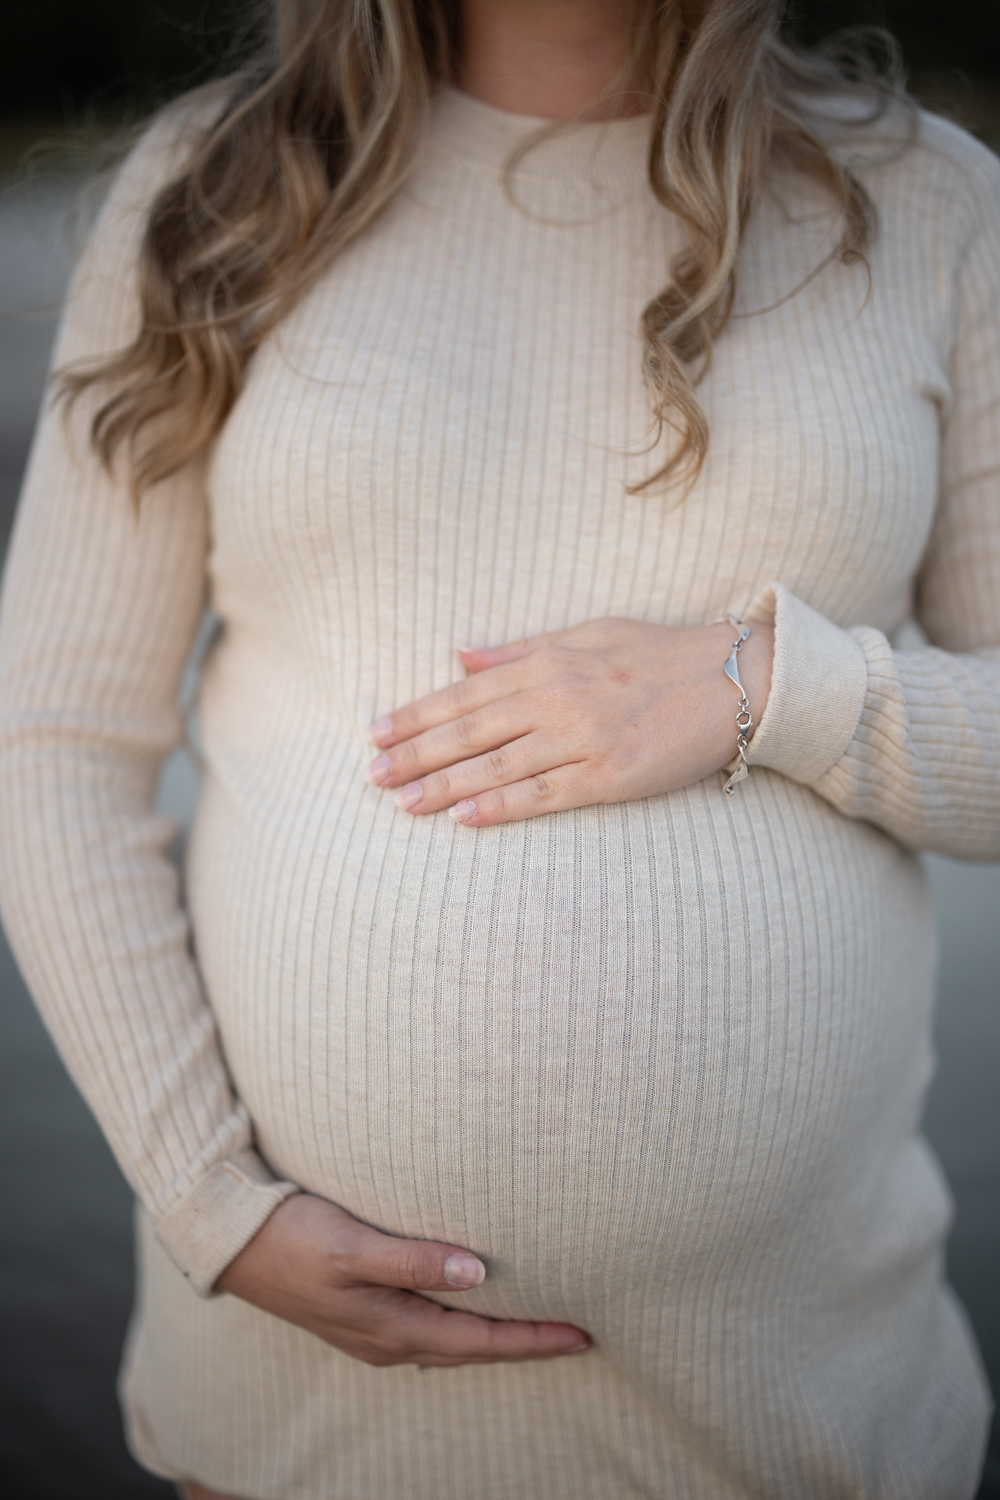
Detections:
745,583,869,784
153,1148,300,1297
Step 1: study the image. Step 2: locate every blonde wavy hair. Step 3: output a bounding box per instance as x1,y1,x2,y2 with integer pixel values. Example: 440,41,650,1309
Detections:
62,0,908,497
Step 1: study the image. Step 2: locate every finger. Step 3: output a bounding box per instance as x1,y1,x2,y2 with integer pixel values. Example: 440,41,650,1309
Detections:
392,733,563,816
458,629,567,673
369,659,531,749
338,1220,488,1293
448,765,592,827
368,697,540,791
390,1296,590,1365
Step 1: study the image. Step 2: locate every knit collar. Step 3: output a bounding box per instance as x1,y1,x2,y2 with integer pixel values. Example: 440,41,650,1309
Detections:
429,85,653,194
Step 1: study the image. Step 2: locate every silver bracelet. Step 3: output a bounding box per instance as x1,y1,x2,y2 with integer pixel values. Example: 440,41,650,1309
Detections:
718,616,753,796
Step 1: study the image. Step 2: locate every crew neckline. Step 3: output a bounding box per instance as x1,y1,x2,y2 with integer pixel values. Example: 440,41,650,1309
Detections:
430,85,652,187
444,83,652,129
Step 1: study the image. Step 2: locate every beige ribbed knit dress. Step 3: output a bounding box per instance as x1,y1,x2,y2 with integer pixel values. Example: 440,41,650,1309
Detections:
0,86,998,1499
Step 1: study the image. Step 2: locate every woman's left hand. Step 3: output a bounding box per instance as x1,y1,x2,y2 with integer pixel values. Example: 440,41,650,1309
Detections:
365,617,774,826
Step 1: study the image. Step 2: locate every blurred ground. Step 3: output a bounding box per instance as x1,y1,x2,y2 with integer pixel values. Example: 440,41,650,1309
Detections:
0,158,997,1500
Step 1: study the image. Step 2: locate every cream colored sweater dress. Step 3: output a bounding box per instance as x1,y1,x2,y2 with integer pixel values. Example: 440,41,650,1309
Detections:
0,86,998,1499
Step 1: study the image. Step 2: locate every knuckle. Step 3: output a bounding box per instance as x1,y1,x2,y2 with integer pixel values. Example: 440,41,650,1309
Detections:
608,749,634,780
490,785,510,816
454,713,482,751
483,747,511,781
601,738,637,776
591,744,618,775
503,636,531,661
393,1244,429,1289
547,671,587,704
533,645,564,673
432,767,453,800
528,774,555,803
326,1225,364,1279
444,679,469,714
552,763,586,802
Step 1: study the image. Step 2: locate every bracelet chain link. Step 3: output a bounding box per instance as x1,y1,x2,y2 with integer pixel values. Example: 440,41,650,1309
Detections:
717,615,753,797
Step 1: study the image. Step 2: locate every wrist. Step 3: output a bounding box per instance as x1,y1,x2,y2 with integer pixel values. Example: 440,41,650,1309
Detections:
704,617,775,795
737,622,774,736
704,619,773,740
214,1193,307,1297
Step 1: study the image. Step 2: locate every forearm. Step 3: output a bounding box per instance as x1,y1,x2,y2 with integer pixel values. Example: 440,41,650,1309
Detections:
813,637,1000,858
747,586,1000,859
0,736,299,1291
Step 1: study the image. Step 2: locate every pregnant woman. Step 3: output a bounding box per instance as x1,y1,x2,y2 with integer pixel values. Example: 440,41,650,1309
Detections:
0,1,997,1495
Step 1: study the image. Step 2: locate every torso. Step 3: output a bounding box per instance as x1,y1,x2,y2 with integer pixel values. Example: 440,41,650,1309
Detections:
160,90,985,1494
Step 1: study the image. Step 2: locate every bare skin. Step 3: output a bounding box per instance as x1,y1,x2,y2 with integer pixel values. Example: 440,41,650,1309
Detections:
367,620,773,826
457,0,646,120
189,1198,588,1499
371,5,776,828
181,4,774,1495
214,1196,587,1365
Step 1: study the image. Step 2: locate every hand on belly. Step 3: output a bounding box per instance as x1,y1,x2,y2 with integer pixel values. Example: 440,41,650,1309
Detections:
364,616,774,825
215,1195,591,1366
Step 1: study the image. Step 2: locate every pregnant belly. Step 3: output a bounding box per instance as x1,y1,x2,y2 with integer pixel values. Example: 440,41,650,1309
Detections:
187,757,940,1336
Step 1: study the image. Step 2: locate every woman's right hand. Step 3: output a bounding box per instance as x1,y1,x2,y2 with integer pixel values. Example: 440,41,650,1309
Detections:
215,1194,591,1367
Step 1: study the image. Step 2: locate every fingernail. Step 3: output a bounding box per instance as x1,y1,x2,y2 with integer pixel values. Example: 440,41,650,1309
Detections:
566,1343,590,1355
369,716,393,745
365,755,392,786
449,800,477,824
394,783,422,812
443,1253,486,1288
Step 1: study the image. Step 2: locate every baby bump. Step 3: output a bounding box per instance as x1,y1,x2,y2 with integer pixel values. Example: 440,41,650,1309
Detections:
188,765,941,1333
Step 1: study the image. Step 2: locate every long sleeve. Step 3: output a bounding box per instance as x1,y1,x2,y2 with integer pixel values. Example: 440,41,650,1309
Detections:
0,104,298,1296
746,141,1000,861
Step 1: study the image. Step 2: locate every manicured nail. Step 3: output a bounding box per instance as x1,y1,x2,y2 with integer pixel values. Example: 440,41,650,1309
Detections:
394,783,422,812
566,1342,591,1355
449,800,477,823
369,716,393,745
443,1253,486,1288
365,755,392,786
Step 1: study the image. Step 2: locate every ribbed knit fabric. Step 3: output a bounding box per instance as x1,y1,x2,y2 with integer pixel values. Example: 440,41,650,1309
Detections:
0,86,997,1499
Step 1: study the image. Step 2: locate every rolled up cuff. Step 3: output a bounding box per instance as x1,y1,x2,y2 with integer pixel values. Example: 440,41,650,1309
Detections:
745,583,869,784
153,1147,300,1297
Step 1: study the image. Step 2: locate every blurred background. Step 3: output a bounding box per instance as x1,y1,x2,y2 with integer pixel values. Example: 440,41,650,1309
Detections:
0,3,998,1497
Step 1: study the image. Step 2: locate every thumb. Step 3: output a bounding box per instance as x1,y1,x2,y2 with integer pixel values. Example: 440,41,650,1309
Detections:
346,1223,487,1293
